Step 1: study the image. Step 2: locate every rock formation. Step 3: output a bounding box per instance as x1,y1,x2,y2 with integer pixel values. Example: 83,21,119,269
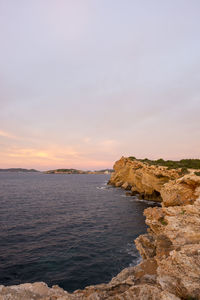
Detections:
1,157,200,299
108,157,184,202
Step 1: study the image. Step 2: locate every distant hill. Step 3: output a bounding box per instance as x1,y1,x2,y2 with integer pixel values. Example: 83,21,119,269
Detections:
45,168,82,174
44,168,113,174
95,169,114,173
0,168,39,172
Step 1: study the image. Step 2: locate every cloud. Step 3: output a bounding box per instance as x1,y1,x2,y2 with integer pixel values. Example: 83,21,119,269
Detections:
0,1,199,168
6,146,79,161
8,148,49,159
0,130,17,139
0,141,115,170
83,137,91,143
99,139,118,151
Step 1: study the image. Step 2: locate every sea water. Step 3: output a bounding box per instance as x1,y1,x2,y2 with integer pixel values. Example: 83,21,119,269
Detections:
0,173,156,292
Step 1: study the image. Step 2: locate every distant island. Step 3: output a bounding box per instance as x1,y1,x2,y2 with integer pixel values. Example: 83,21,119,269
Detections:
0,168,113,174
0,168,39,172
44,168,114,174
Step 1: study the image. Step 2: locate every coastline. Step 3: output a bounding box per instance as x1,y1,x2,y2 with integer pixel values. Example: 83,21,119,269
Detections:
0,157,200,299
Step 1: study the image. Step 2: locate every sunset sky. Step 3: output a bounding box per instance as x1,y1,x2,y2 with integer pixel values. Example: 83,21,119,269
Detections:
0,0,200,170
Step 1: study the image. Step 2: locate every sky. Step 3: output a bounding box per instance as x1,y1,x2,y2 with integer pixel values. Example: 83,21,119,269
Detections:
0,0,200,170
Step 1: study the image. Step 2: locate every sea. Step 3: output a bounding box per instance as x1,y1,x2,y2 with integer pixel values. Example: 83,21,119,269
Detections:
0,172,157,292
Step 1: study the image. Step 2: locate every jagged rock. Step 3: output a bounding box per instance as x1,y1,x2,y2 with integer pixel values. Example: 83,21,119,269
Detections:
135,233,156,259
135,198,200,299
121,181,131,190
157,244,200,299
161,174,200,206
109,157,181,202
115,180,123,187
0,282,70,299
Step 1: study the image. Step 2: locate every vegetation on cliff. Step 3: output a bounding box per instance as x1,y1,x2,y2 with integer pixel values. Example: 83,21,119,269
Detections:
129,157,200,170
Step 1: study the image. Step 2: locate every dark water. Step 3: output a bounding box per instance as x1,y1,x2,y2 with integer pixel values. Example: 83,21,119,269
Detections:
0,173,156,292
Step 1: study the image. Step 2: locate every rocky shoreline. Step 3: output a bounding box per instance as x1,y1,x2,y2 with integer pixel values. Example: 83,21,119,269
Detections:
1,157,200,299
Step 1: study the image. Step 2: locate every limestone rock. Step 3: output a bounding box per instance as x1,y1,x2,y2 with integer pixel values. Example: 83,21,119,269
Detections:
109,157,181,202
135,233,156,259
121,181,131,190
157,244,200,299
0,282,70,300
161,174,200,206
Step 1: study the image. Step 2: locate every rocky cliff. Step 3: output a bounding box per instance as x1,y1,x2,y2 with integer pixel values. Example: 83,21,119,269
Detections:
108,157,191,202
1,157,200,300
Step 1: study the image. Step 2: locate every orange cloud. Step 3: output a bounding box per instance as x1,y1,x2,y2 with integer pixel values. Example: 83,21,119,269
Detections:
0,135,115,170
6,147,79,161
0,130,17,139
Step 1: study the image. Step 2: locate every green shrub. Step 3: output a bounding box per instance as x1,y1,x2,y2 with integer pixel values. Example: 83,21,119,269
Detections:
194,171,200,176
128,156,200,169
156,158,165,163
129,156,136,160
179,167,189,175
159,217,168,226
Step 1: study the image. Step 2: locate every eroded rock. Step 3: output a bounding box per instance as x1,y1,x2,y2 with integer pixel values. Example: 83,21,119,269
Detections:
109,157,181,202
